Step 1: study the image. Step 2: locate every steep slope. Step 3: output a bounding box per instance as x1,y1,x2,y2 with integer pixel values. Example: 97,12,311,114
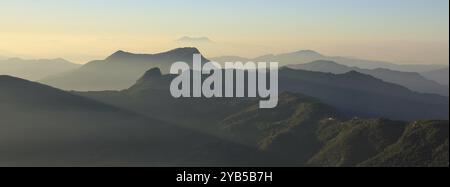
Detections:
79,67,449,123
77,73,343,165
219,93,342,164
0,75,273,166
0,58,79,80
78,69,255,133
360,120,449,167
307,119,407,166
76,69,449,167
220,107,448,167
41,48,209,91
288,60,449,96
279,67,449,121
306,120,448,167
216,99,448,167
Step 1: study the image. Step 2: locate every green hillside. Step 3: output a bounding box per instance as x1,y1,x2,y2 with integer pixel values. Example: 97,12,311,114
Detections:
73,68,449,167
360,120,449,167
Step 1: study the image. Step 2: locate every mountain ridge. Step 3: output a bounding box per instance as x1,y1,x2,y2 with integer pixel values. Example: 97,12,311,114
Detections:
288,60,449,96
0,57,80,81
421,67,449,86
74,70,449,167
212,50,447,72
41,47,208,91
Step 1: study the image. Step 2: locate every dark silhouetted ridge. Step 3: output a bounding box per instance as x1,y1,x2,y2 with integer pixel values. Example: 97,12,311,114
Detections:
161,47,201,56
130,68,171,92
142,68,162,78
42,47,208,91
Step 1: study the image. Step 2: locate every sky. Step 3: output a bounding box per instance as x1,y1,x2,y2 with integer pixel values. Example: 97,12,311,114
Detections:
0,0,448,64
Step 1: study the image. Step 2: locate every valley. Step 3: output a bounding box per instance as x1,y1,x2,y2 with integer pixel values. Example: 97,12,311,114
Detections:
0,48,448,167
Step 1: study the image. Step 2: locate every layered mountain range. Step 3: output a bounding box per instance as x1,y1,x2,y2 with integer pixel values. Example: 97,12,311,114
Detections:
0,47,448,166
0,75,277,166
288,60,449,96
212,50,448,72
0,73,447,166
38,48,449,96
421,68,449,86
0,58,79,80
75,68,449,166
41,48,208,91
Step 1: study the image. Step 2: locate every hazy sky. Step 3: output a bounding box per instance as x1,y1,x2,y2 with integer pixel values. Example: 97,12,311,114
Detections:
0,0,448,64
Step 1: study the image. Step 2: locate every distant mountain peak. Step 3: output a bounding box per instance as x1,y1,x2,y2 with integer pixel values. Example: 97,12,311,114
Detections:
294,50,323,56
165,47,201,55
105,48,204,62
255,54,275,59
115,50,130,55
106,50,133,60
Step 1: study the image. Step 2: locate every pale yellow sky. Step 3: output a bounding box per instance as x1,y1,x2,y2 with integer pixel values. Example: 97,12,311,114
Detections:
0,0,448,65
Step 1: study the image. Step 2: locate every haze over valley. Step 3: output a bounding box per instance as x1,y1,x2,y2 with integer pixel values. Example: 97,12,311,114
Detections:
0,47,448,166
0,0,448,167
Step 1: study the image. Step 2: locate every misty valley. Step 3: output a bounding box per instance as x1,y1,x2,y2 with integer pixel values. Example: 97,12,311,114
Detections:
0,48,448,167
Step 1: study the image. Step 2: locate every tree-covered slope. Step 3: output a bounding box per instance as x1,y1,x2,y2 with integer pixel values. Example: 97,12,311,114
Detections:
74,68,449,167
360,120,449,167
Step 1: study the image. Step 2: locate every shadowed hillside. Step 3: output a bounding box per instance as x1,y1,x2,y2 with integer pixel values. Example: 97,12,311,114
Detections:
0,75,277,166
278,67,449,121
41,48,209,91
288,60,449,96
75,68,449,167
